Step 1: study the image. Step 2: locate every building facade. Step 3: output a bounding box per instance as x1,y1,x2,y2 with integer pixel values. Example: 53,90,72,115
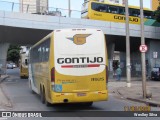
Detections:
151,0,159,10
19,0,48,13
104,0,124,5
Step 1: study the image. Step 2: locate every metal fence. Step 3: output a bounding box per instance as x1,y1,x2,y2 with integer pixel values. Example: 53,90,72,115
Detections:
0,1,81,18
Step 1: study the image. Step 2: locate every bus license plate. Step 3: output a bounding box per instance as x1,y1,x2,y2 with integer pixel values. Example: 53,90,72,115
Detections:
77,93,86,96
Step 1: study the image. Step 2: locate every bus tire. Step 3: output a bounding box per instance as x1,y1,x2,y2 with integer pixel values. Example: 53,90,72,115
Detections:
43,88,51,107
45,100,51,107
45,97,51,107
40,86,45,104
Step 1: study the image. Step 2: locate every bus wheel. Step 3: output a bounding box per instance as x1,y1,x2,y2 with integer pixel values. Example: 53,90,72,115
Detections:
43,89,51,107
45,97,51,107
40,87,45,104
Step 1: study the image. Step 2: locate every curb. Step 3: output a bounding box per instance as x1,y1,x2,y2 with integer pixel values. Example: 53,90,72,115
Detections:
0,75,9,84
117,88,160,107
0,75,13,109
127,97,160,107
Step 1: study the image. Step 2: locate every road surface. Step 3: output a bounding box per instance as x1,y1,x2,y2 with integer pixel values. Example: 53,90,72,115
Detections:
0,68,159,120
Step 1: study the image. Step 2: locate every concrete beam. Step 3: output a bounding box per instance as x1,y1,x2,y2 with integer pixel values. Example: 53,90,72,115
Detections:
0,10,160,42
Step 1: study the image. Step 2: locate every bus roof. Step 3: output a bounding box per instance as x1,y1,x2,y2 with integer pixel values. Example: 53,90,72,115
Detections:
88,1,153,11
31,32,53,49
31,28,103,49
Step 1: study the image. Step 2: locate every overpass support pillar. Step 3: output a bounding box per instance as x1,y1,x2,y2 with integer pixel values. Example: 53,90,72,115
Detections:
107,42,115,79
147,41,160,76
0,43,9,75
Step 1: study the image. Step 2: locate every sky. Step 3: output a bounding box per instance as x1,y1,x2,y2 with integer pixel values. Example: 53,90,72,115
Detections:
0,0,151,17
0,0,151,10
49,0,151,10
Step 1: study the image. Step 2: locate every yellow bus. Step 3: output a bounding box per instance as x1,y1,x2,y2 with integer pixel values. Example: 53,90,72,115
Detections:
81,1,154,25
20,51,29,79
29,28,108,106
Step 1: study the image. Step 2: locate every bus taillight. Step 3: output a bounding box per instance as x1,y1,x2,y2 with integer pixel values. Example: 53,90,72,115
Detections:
51,67,55,82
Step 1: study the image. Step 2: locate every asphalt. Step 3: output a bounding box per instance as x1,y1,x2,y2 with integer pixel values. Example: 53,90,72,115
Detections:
0,75,160,110
0,75,12,110
109,77,160,107
0,75,9,83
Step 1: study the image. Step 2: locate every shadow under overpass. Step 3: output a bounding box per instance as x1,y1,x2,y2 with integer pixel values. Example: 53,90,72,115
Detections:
0,25,52,45
0,25,155,49
106,34,153,52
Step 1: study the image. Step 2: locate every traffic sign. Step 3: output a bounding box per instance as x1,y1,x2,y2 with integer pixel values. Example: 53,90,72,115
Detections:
139,45,148,53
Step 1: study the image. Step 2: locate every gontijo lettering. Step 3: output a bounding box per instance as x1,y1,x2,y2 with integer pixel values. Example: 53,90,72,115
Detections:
57,57,103,64
114,15,139,22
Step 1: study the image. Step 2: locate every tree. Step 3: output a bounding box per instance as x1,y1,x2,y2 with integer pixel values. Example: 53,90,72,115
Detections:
154,6,160,22
7,45,21,64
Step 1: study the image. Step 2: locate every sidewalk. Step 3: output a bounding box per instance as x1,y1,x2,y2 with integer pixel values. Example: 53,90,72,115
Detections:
109,77,160,107
0,74,9,83
0,75,12,110
109,77,143,82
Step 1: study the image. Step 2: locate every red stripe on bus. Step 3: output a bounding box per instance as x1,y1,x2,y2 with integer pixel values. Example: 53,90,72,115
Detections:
61,65,74,68
61,64,100,68
88,64,100,67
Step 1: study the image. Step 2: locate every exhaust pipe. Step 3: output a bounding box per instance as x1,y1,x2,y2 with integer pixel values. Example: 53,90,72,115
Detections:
63,99,68,103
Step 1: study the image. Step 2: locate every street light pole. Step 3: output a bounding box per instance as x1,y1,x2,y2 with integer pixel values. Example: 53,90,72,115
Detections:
125,0,131,87
140,0,147,99
68,0,71,17
21,0,23,13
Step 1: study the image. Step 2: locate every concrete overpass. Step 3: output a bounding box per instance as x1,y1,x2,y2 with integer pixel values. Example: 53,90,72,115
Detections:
0,10,160,77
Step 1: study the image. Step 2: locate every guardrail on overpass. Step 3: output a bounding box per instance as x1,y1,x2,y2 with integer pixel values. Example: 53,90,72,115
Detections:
0,0,81,18
0,10,160,40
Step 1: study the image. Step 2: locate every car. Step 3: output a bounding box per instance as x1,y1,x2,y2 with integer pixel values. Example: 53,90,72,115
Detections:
10,63,17,68
7,64,13,69
151,67,160,80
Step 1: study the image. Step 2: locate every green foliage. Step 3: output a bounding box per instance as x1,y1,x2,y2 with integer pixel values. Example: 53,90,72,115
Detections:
154,6,160,22
7,45,21,63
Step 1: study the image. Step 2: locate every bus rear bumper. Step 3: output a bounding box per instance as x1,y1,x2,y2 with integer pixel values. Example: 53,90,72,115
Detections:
50,90,108,104
20,73,28,78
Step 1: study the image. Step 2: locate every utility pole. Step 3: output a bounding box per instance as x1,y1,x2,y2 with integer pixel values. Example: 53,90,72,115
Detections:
140,0,146,99
125,0,131,87
68,0,71,17
21,0,23,13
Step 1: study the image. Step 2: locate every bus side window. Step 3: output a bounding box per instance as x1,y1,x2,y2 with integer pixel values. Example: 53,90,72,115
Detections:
119,7,125,15
45,39,50,61
38,46,42,62
108,5,118,14
129,8,139,17
25,59,28,65
42,44,45,62
144,11,153,19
